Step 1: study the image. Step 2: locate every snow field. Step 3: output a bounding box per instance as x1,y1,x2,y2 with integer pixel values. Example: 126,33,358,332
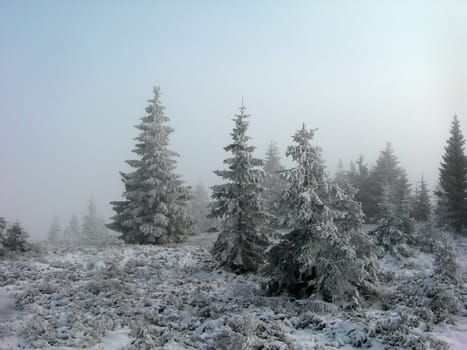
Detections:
0,233,465,349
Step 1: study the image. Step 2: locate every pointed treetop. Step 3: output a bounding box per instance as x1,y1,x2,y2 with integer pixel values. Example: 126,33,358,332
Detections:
237,98,248,117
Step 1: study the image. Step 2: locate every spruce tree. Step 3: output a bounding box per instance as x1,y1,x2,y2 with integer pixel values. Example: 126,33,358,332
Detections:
334,158,348,186
412,176,432,222
370,181,409,257
436,115,467,232
189,182,212,233
263,141,287,227
108,87,193,244
349,155,372,218
82,198,108,242
367,143,407,220
265,125,378,304
210,103,269,273
4,221,29,252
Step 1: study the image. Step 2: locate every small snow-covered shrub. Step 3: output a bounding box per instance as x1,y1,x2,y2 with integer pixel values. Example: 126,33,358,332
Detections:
370,217,412,259
433,239,463,286
430,284,462,323
370,310,450,349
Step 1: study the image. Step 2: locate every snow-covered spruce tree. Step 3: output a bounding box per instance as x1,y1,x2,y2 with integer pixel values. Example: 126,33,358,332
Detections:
370,182,410,257
435,115,467,232
394,173,414,233
108,87,193,244
209,103,269,273
47,216,61,242
82,198,108,243
189,182,213,233
264,125,378,305
412,176,432,222
429,238,464,322
348,155,372,218
263,141,287,227
4,221,29,252
367,143,406,221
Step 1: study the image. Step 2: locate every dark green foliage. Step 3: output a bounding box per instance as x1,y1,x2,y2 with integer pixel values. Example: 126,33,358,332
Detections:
210,103,269,273
3,221,29,252
348,156,372,219
435,115,467,232
412,176,432,222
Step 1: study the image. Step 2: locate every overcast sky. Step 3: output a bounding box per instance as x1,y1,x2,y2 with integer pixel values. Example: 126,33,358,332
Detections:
1,0,467,238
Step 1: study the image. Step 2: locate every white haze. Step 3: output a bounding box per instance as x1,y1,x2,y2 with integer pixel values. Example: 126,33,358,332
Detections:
0,1,466,238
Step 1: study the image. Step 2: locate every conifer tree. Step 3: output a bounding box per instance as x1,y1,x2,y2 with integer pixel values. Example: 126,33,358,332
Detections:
48,216,61,242
4,221,29,252
210,103,269,273
412,176,432,222
82,198,108,242
334,158,348,186
367,143,408,220
349,155,372,218
263,141,287,226
265,125,378,304
370,181,409,256
435,115,467,232
189,182,212,233
108,87,193,244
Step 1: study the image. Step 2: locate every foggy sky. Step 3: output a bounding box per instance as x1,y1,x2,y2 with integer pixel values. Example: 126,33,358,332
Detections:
1,1,467,238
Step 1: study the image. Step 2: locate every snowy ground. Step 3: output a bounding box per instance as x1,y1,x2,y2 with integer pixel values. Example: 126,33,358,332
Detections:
0,233,466,349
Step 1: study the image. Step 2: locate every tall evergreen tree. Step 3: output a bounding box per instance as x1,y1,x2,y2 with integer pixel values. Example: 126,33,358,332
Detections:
265,125,378,304
263,141,287,226
48,216,61,242
209,103,269,273
108,87,193,244
412,176,432,222
436,115,467,232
